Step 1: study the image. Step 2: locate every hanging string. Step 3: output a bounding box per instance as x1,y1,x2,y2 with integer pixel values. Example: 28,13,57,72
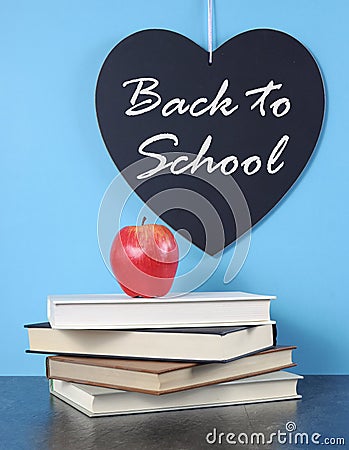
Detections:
207,0,213,65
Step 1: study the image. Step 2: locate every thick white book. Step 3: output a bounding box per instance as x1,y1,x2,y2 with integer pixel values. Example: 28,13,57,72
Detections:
47,291,276,329
49,371,302,417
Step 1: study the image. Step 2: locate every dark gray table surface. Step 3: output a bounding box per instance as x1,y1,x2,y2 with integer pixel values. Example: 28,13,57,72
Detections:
0,376,347,450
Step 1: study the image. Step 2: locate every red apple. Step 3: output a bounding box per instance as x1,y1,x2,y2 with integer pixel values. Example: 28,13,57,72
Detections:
110,217,179,297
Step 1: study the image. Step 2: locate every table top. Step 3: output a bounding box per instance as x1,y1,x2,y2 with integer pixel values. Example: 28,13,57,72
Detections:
0,376,348,450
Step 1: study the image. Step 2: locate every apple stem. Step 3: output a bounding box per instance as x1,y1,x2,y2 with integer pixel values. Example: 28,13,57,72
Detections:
141,216,147,226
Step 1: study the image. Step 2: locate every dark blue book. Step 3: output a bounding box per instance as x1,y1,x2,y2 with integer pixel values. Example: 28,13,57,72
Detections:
25,322,276,362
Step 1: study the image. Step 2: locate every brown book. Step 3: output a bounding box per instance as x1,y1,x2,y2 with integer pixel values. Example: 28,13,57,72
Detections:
46,346,296,395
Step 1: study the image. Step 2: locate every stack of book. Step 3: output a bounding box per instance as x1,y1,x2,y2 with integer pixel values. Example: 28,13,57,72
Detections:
25,292,302,417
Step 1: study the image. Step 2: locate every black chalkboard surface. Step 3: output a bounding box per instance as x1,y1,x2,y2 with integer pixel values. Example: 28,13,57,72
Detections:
96,29,325,254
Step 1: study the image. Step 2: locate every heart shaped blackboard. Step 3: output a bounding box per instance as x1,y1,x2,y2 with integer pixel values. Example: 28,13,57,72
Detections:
96,29,325,255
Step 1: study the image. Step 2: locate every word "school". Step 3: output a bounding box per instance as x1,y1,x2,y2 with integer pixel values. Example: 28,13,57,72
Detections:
137,133,289,179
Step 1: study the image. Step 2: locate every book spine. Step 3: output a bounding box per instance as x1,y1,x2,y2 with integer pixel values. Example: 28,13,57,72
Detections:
272,323,277,346
45,357,51,378
47,298,53,327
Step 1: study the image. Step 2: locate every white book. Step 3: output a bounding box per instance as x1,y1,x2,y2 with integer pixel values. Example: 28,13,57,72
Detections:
47,291,276,329
49,371,302,417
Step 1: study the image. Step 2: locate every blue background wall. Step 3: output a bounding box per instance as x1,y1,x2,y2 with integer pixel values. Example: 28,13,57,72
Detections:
1,0,348,375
